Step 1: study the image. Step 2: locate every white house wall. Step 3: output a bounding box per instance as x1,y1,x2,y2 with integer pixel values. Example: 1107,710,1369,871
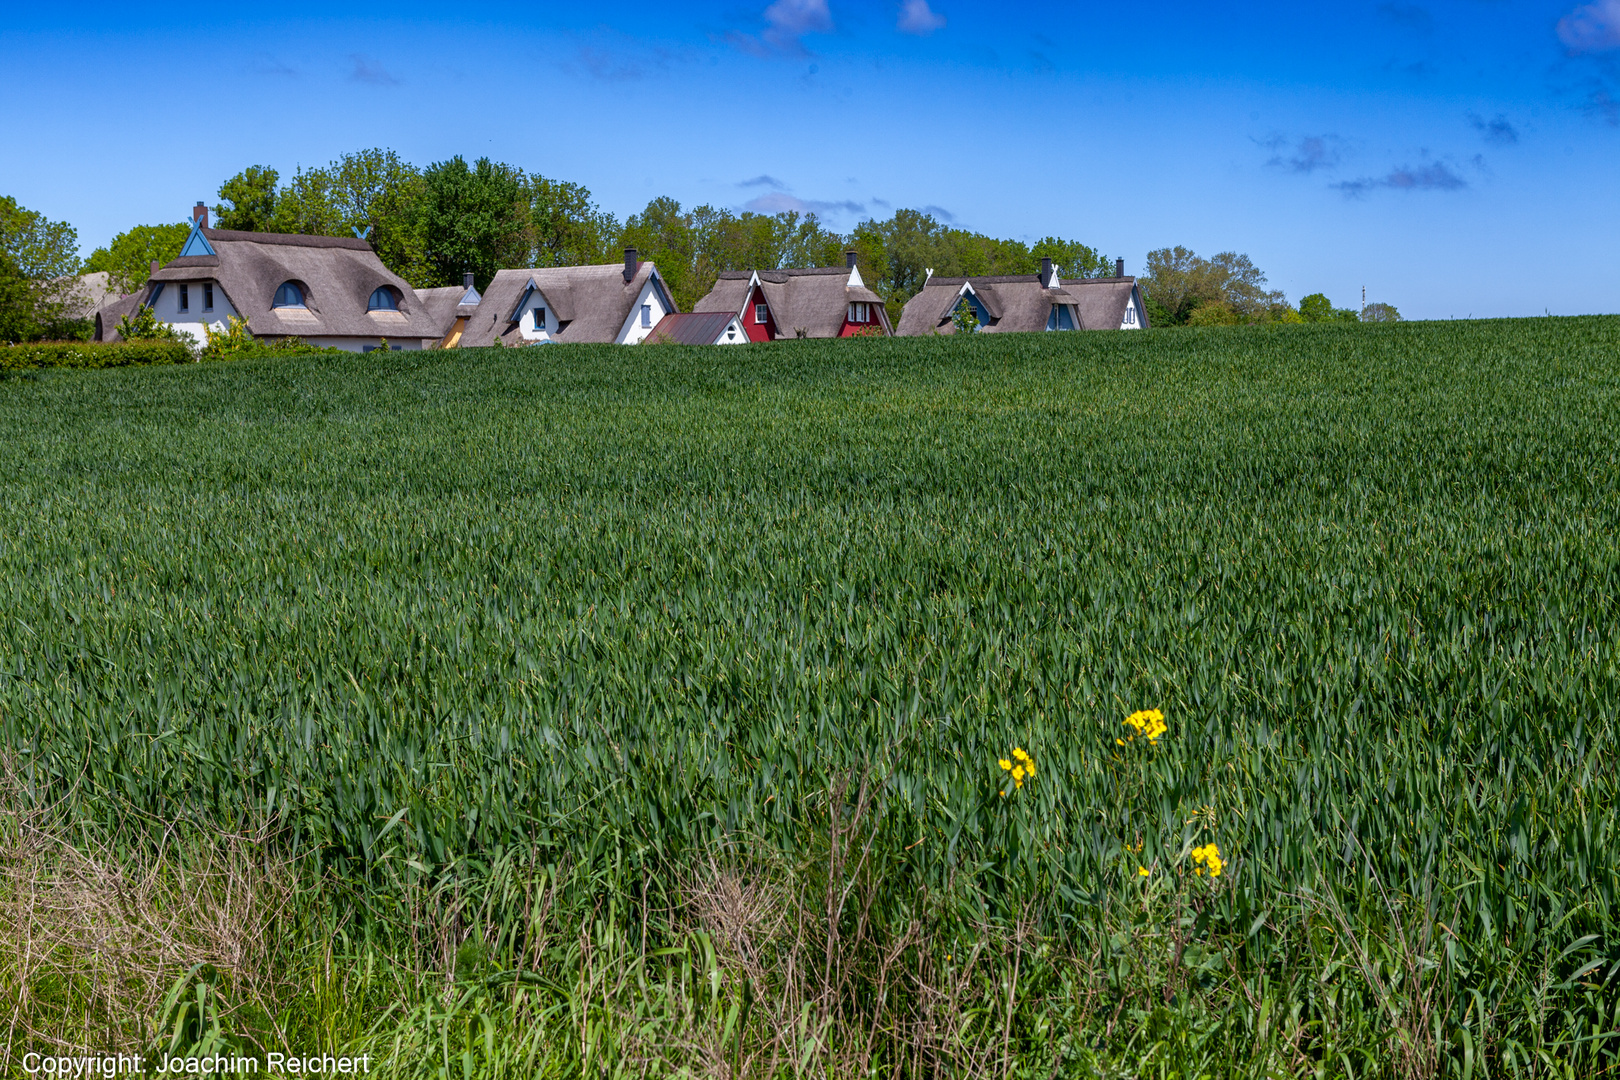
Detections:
517,289,556,343
717,315,748,344
616,278,675,345
147,279,237,344
1120,294,1144,330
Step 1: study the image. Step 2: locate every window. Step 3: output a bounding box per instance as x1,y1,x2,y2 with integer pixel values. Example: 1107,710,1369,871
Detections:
641,304,652,328
849,302,870,324
273,282,306,309
1125,304,1137,326
367,287,398,312
754,303,768,325
533,308,546,330
178,284,189,312
203,284,213,311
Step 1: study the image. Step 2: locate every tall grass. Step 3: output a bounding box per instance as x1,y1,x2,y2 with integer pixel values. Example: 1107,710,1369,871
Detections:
2,319,1618,1077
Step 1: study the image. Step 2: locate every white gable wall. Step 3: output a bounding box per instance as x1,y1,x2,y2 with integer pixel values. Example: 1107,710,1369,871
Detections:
146,279,237,344
1120,293,1144,330
617,276,675,345
517,288,556,342
716,314,748,344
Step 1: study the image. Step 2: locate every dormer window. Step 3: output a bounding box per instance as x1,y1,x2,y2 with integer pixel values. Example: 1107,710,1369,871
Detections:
754,303,768,325
273,282,306,309
641,304,652,328
367,287,398,312
533,308,546,330
848,302,870,324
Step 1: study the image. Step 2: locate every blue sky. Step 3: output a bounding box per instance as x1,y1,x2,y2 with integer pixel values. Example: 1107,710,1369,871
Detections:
3,0,1617,318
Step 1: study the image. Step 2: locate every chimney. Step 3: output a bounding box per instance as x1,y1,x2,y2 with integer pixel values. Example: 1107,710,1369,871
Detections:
1115,258,1125,279
192,202,208,228
150,260,159,279
623,247,638,283
1040,257,1054,287
845,250,859,270
463,272,474,291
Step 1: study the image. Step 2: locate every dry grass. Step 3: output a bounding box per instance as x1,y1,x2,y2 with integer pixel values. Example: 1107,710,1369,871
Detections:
0,763,297,1062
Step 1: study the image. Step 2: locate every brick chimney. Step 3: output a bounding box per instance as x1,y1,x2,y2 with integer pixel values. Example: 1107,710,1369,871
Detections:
1040,257,1054,287
1115,258,1125,279
845,250,858,270
150,260,159,279
192,202,208,228
463,272,474,290
623,247,638,283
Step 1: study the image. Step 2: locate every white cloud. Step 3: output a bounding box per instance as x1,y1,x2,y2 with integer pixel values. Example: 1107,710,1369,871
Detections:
1558,0,1620,52
763,0,834,49
743,192,865,217
898,0,947,35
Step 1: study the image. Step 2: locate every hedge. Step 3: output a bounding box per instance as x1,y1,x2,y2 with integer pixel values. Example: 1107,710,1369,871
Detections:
1,341,193,372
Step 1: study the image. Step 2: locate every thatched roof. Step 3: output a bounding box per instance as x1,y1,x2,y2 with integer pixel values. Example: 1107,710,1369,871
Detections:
455,261,673,347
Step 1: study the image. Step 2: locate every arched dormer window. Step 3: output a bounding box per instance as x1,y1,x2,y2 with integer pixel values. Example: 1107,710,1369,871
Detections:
272,282,306,309
367,286,399,312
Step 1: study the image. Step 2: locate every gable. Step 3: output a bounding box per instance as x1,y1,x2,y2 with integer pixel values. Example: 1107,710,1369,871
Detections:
179,223,217,258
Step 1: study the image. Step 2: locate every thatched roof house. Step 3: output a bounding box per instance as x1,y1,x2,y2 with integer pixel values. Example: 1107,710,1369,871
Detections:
97,207,451,350
895,259,1148,336
692,253,890,340
452,249,677,347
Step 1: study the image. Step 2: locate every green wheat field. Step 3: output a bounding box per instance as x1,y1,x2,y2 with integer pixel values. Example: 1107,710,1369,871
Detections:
3,319,1618,1079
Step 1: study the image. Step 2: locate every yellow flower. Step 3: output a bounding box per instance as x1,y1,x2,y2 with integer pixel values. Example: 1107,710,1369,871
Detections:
999,759,1012,771
1012,765,1025,781
1138,866,1150,877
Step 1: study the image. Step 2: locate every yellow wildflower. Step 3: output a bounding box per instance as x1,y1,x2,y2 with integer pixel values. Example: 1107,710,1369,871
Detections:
1138,866,1150,877
1121,709,1167,744
1191,842,1225,878
999,759,1012,771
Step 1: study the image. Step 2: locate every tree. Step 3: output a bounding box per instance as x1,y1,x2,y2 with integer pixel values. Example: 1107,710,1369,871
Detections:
0,195,81,341
0,252,35,343
1299,293,1360,323
416,156,528,289
1141,246,1285,326
622,196,697,306
214,166,280,232
83,222,191,294
1361,302,1401,323
524,175,618,269
1031,236,1113,280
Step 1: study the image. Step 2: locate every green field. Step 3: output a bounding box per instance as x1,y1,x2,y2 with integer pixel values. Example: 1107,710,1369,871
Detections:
3,320,1619,1078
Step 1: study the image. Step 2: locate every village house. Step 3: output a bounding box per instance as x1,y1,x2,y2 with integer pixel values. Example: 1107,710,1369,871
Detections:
691,252,890,340
97,204,450,350
641,310,751,345
894,258,1148,336
451,249,677,347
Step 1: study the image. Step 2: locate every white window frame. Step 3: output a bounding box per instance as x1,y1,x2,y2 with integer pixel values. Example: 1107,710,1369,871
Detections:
754,303,768,325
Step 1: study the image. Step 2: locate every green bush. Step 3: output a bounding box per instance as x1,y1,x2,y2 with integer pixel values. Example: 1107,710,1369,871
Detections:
0,339,192,371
